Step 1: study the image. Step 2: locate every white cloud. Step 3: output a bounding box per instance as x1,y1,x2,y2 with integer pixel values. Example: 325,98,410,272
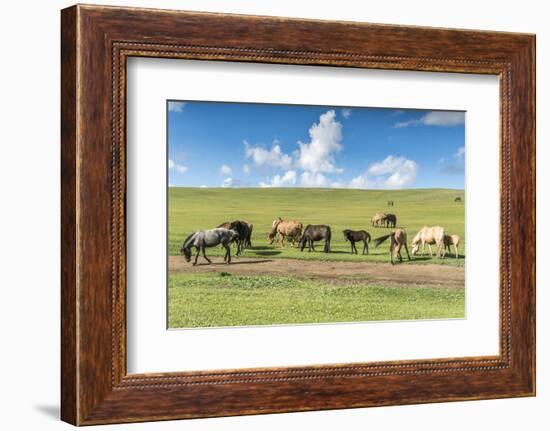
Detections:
242,164,250,175
200,185,207,188
349,174,373,189
454,146,465,159
300,171,329,188
296,110,343,174
220,164,232,176
348,156,418,189
244,140,292,170
222,178,233,188
367,155,418,188
168,101,186,113
394,111,465,128
342,108,352,119
168,159,188,173
260,170,297,187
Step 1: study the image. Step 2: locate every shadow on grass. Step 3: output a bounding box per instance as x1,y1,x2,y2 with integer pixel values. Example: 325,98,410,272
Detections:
253,250,282,256
249,245,272,250
193,259,273,266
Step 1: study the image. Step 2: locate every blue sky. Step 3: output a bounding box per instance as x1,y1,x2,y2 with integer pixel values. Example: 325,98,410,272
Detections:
167,101,465,189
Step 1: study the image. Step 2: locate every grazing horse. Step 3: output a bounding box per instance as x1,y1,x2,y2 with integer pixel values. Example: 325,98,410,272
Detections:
371,213,387,228
444,234,461,259
217,221,251,256
385,213,397,228
343,229,371,254
411,226,446,258
268,217,303,247
374,228,410,264
299,225,331,253
180,228,239,265
454,197,462,202
387,200,394,207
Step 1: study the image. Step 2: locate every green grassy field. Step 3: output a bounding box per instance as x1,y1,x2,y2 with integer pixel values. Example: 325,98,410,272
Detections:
168,187,465,265
168,273,465,328
168,187,465,328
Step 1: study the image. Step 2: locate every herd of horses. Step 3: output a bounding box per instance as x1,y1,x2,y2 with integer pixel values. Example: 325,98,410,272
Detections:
180,211,462,266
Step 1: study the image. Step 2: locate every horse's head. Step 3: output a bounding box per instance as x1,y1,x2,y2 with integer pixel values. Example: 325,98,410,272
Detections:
411,243,420,256
181,245,192,262
342,230,350,241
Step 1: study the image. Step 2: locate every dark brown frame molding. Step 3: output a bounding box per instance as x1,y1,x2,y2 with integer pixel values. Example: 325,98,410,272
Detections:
61,4,536,425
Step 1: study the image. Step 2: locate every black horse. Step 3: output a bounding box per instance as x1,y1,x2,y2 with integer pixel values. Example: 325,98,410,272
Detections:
343,229,371,254
217,220,251,256
299,225,331,253
385,213,397,228
387,200,394,207
454,197,462,202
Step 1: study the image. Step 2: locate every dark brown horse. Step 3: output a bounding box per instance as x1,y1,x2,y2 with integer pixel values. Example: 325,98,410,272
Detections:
385,213,397,228
217,220,251,256
299,225,332,253
343,229,371,254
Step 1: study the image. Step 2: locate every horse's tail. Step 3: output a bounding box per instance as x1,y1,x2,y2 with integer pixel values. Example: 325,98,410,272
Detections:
374,233,391,248
366,232,371,243
324,226,332,253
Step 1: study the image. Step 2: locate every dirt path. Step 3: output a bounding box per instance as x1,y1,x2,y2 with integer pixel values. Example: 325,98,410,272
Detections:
169,256,464,289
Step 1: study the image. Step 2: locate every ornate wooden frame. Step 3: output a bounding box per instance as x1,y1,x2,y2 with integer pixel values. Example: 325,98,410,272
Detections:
61,4,535,425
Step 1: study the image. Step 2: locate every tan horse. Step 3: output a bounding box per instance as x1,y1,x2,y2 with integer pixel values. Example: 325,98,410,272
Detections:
374,228,410,264
371,212,387,228
444,234,461,259
268,217,303,247
411,226,446,258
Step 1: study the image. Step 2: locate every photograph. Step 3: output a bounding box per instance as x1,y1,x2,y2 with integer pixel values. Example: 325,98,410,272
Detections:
167,101,466,328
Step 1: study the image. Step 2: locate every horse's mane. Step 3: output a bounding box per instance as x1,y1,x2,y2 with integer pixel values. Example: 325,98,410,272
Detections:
182,231,198,251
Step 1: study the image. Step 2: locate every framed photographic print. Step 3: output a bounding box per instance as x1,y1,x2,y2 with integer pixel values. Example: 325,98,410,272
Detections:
61,4,535,425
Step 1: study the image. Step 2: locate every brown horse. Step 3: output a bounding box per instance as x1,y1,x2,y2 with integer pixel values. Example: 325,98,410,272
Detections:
268,217,303,247
444,234,461,259
343,229,371,254
374,228,410,264
371,213,387,228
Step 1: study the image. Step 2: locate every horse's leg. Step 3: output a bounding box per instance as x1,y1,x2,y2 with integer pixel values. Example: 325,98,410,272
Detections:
363,240,368,254
397,244,403,263
350,240,354,254
193,246,200,266
404,243,411,261
281,234,285,248
202,246,211,264
224,243,231,264
428,243,433,258
389,235,395,265
454,244,458,259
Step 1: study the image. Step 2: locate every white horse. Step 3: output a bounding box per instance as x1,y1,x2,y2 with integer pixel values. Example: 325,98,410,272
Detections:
181,228,239,265
411,226,446,258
